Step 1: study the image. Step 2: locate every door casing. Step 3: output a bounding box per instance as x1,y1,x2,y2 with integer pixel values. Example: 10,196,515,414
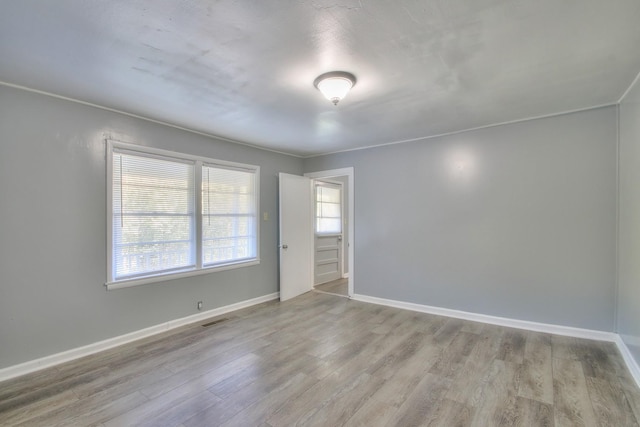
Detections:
305,168,354,297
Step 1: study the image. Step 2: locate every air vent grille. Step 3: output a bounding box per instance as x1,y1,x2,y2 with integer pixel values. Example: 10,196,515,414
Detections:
201,318,229,327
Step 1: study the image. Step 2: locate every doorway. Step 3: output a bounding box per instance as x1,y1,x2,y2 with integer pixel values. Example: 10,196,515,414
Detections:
313,180,344,286
278,168,354,301
314,278,349,297
305,168,354,298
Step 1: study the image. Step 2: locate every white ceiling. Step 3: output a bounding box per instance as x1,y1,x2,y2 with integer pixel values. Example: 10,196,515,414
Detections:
1,1,640,157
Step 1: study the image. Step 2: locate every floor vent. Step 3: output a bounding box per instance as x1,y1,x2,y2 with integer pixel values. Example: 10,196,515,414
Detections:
202,318,229,327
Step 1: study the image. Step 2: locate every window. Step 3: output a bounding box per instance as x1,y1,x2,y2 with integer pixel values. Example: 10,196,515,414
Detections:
315,182,342,234
112,151,196,280
202,164,257,267
107,141,259,289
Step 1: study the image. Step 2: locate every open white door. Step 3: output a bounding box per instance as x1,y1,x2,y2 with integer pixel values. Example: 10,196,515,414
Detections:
279,173,313,301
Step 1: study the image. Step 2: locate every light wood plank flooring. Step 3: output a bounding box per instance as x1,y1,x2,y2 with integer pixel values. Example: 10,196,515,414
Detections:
314,278,349,297
1,292,639,426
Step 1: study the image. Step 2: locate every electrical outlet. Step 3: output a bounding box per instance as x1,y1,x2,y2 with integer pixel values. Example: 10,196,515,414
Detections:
197,301,203,311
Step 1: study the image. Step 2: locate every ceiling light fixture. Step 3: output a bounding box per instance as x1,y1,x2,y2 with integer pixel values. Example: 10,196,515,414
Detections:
313,71,356,106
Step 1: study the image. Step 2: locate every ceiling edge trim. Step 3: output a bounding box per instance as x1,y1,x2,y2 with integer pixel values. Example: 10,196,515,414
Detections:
303,103,617,159
618,69,640,104
0,81,303,159
0,81,621,160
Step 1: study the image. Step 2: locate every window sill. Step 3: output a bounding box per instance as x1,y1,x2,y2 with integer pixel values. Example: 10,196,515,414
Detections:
105,259,260,290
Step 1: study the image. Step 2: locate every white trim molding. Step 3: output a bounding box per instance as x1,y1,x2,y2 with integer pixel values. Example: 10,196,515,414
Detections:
352,294,640,388
352,294,616,341
0,292,279,382
3,291,639,390
618,68,640,104
0,81,301,158
305,104,616,158
106,140,261,290
615,335,640,388
305,167,355,299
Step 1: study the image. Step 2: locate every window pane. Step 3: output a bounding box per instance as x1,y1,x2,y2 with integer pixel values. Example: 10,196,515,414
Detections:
318,186,340,203
109,143,260,285
202,165,257,266
113,152,195,279
320,202,341,218
315,183,341,234
317,218,341,234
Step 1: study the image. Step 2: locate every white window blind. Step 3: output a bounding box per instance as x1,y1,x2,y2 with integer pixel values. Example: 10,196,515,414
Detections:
108,141,260,288
315,183,342,234
202,165,257,267
112,150,195,281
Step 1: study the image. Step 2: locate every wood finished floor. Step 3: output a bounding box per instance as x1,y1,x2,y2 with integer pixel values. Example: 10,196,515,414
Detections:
314,278,349,297
1,291,639,426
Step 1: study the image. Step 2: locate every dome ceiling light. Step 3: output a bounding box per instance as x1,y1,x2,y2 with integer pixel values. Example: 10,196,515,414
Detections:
313,71,357,106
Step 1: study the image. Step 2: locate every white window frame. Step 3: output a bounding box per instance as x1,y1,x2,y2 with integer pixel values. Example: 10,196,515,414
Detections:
106,140,260,290
314,181,343,235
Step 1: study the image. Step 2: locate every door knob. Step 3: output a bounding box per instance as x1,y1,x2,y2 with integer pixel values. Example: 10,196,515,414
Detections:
281,244,288,249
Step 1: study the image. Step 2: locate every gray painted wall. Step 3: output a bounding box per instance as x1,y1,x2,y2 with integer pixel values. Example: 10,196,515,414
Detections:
305,107,617,331
0,85,302,369
0,82,622,370
618,78,640,366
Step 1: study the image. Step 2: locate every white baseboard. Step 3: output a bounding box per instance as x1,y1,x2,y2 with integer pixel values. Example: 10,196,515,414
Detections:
352,294,617,342
4,291,639,390
352,294,640,388
342,273,350,279
0,292,279,382
615,335,640,388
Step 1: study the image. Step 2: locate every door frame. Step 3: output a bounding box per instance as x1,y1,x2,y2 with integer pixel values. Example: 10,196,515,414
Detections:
304,167,354,298
313,179,344,283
